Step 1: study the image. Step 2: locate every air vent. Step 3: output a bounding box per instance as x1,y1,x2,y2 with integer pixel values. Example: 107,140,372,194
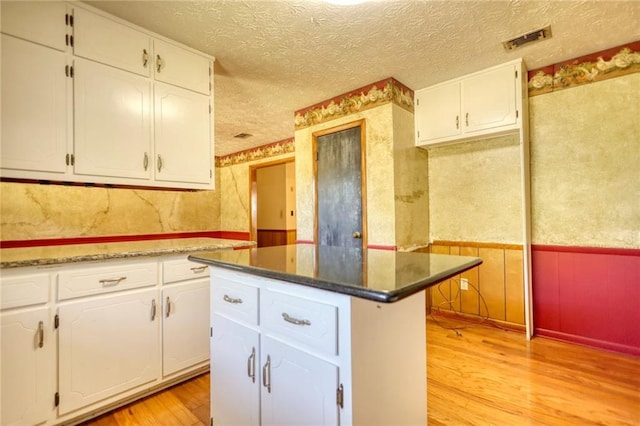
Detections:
502,25,552,51
234,133,253,139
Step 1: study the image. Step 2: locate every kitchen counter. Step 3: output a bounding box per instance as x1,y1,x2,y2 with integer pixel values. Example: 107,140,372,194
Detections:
189,243,482,303
0,237,255,269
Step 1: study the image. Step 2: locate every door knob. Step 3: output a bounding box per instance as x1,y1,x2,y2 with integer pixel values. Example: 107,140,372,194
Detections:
352,231,362,239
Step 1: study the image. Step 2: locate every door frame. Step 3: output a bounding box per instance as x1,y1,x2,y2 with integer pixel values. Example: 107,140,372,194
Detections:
249,157,295,244
312,119,368,248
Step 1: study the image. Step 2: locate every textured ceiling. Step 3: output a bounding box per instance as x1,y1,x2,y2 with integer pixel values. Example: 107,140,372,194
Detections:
87,0,640,156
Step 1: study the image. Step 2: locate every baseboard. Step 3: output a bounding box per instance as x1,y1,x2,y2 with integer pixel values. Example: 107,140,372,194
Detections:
535,328,640,357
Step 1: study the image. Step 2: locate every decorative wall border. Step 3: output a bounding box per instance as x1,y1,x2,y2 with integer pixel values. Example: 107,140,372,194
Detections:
294,77,414,130
528,41,640,96
215,138,295,168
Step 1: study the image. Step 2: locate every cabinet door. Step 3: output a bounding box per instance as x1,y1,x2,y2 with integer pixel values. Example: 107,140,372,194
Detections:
1,34,69,174
261,336,340,426
1,307,54,426
1,1,67,51
463,64,517,133
154,39,211,95
162,279,210,376
74,58,152,180
415,81,461,144
58,288,160,415
154,82,212,185
73,6,151,77
211,314,260,426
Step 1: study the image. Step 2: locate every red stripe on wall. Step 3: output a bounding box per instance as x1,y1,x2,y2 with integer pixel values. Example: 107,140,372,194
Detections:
0,231,252,249
532,245,640,356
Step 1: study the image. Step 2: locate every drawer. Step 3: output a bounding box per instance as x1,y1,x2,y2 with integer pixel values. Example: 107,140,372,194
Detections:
261,289,338,356
163,258,209,284
211,276,258,326
0,272,49,309
58,261,158,301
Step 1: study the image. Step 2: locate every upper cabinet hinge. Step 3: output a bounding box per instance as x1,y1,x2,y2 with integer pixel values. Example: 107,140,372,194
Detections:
71,154,75,166
516,110,519,119
54,314,60,329
417,130,420,139
65,13,74,27
54,392,60,407
65,34,74,47
515,69,518,79
210,170,212,179
416,98,420,106
336,384,344,409
209,104,212,114
65,65,74,78
210,327,213,337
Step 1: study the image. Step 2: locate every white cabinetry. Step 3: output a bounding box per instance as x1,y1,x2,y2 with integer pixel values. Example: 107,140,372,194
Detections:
0,271,55,426
208,266,428,426
162,257,210,377
0,1,68,51
154,39,211,95
415,59,524,147
73,58,152,180
57,261,160,415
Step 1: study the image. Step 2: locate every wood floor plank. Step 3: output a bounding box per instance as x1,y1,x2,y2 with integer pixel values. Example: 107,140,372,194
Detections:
83,318,639,425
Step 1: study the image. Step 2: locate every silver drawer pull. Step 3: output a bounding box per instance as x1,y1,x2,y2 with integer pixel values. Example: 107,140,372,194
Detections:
223,294,243,304
37,321,44,348
282,312,311,326
151,299,157,321
247,347,256,383
262,355,271,393
99,276,126,286
190,266,208,273
166,296,172,318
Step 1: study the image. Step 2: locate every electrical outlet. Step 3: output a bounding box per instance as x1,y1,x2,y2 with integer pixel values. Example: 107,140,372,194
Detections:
460,278,469,291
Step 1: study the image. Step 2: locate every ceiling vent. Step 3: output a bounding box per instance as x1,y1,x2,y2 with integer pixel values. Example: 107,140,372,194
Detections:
502,25,552,51
234,133,253,139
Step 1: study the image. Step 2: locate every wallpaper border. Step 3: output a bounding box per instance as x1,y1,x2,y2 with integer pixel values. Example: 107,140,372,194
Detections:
215,138,295,168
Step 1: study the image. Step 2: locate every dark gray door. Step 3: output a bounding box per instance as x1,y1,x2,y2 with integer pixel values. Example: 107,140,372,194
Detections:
316,125,363,249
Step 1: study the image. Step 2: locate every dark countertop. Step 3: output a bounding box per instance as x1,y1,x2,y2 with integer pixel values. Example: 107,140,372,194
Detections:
189,244,482,303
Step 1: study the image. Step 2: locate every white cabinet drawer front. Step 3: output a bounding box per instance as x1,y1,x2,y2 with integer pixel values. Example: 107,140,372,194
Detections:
58,261,158,300
261,290,338,356
211,278,258,326
154,39,211,95
163,258,209,284
0,272,49,310
73,7,152,77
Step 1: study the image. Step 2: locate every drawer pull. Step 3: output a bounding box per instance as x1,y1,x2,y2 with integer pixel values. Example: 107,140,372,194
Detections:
190,266,208,273
166,297,172,318
37,321,44,348
247,347,256,383
282,312,311,326
151,299,157,321
99,276,126,286
223,294,243,304
262,355,271,393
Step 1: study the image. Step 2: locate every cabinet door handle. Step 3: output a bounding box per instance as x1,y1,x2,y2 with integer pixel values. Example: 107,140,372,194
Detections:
456,115,459,129
157,155,163,172
143,152,149,171
262,355,271,393
223,294,243,304
156,54,164,73
151,299,157,321
99,276,126,286
166,297,172,317
37,321,44,348
142,49,149,67
282,312,311,326
190,266,208,273
465,112,469,127
247,347,256,383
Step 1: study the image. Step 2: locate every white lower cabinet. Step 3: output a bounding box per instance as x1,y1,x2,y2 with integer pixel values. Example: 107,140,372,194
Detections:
0,306,55,426
57,288,160,415
162,279,210,376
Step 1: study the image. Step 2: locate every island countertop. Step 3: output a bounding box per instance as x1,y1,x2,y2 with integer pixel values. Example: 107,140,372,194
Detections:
189,244,482,303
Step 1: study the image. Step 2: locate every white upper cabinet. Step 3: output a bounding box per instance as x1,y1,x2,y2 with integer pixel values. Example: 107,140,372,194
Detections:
0,1,68,51
154,82,212,185
154,39,212,95
74,58,152,180
415,59,525,147
1,34,70,175
73,6,152,77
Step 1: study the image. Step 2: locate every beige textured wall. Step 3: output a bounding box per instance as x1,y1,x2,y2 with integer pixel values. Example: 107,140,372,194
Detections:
392,105,429,250
294,104,397,246
0,181,220,240
218,154,294,233
428,134,523,244
529,73,640,248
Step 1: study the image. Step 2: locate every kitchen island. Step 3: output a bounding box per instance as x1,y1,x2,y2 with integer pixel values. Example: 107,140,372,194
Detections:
189,244,482,426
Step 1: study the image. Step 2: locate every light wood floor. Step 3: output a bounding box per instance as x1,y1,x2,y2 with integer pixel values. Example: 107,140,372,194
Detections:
83,318,639,425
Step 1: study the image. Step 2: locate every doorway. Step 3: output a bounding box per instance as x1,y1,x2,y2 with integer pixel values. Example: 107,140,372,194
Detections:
313,120,367,249
250,159,296,247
